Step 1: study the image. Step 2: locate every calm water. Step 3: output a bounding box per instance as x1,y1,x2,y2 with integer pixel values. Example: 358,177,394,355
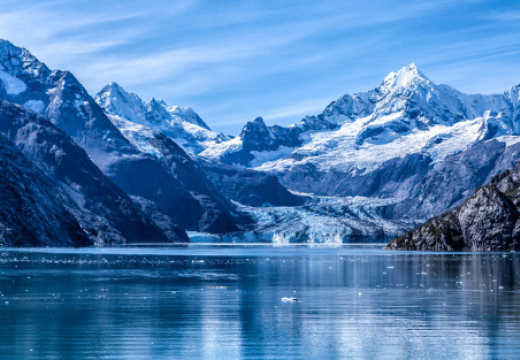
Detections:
1,245,520,359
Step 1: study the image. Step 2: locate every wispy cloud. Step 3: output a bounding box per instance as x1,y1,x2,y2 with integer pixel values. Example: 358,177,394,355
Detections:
262,98,334,122
0,0,518,133
485,10,520,22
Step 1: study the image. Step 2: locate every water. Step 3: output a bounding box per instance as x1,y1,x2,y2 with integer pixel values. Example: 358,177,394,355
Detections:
1,245,520,359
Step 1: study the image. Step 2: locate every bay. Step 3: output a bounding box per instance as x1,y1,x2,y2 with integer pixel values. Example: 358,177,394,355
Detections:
0,245,519,359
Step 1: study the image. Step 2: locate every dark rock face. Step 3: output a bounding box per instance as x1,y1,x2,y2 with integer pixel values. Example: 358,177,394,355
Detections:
385,163,520,251
220,117,302,165
382,139,520,224
458,187,516,250
0,39,238,235
0,100,179,244
279,153,432,199
412,140,512,217
198,158,305,207
0,133,91,246
114,134,239,233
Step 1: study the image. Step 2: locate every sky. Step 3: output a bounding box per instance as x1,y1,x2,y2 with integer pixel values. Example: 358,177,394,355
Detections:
1,0,519,134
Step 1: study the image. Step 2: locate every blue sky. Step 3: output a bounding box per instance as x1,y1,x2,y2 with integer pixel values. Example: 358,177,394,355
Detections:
1,0,519,134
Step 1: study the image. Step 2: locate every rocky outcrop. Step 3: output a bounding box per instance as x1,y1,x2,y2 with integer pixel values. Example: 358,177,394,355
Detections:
385,162,520,251
217,117,302,166
197,158,305,207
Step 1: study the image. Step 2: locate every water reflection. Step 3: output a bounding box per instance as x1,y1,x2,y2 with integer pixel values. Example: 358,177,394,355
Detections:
0,247,519,359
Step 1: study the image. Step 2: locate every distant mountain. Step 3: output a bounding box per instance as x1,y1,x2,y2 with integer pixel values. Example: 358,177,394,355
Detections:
95,82,231,154
3,35,520,246
202,64,519,171
199,64,520,221
0,39,239,235
96,82,306,209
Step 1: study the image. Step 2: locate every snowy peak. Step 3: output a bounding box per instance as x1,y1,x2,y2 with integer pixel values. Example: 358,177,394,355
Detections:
381,63,429,90
96,82,230,154
96,83,211,131
0,40,134,160
96,82,149,125
99,81,124,95
240,117,269,139
201,64,520,169
0,39,48,75
145,97,172,125
166,105,210,130
0,39,49,95
320,64,438,126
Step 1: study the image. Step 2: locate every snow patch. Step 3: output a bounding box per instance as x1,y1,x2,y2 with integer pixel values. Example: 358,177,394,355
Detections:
107,114,162,158
249,146,296,167
23,100,45,114
496,136,520,147
0,69,27,94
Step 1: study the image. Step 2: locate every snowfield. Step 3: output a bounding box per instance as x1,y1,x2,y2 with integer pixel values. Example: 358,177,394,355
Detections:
200,64,520,176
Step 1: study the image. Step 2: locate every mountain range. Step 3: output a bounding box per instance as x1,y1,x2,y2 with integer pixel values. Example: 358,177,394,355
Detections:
0,38,519,247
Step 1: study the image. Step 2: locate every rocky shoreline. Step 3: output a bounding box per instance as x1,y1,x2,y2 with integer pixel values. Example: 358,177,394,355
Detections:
385,162,520,251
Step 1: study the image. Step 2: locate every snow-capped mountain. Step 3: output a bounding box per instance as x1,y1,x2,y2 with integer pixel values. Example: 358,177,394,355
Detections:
197,64,520,218
0,39,239,237
0,100,177,244
202,64,519,171
2,34,520,246
95,83,231,154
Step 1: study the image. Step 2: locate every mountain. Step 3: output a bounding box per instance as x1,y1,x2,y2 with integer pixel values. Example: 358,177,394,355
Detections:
196,157,305,207
0,100,181,244
202,64,518,172
199,64,520,220
0,39,239,235
3,35,520,246
385,162,520,251
95,82,306,209
95,82,231,154
0,129,90,246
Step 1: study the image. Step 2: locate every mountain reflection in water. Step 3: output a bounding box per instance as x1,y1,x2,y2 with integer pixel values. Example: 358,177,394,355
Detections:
0,245,519,359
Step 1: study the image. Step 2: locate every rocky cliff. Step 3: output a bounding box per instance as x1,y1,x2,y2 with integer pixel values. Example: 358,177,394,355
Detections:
385,162,520,251
0,132,91,246
0,100,181,244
